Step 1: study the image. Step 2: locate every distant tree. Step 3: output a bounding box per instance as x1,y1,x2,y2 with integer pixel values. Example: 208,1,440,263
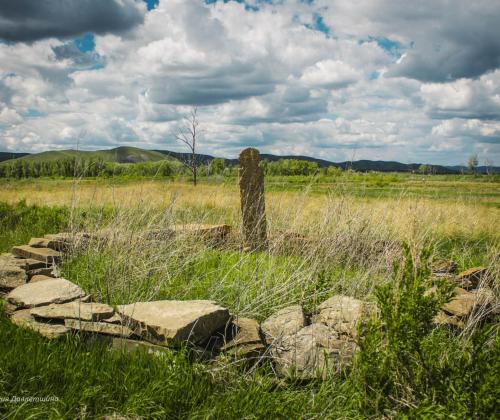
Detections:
484,158,494,175
418,164,428,174
176,107,200,186
210,157,225,175
467,154,478,174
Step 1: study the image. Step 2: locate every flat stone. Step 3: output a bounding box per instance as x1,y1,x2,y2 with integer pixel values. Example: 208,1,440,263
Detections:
147,224,231,244
27,267,56,280
102,313,123,324
0,264,27,290
28,237,68,252
30,274,54,283
11,245,62,265
31,302,114,322
111,337,171,356
118,300,231,346
0,253,46,270
261,305,306,345
312,295,374,339
442,287,487,318
65,319,136,338
457,267,487,288
222,317,263,351
271,323,356,379
10,309,69,339
6,278,86,308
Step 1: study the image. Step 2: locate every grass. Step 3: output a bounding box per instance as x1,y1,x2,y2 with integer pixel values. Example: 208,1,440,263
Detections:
0,173,499,418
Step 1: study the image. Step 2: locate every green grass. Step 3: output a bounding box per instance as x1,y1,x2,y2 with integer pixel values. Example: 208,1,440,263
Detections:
1,200,498,419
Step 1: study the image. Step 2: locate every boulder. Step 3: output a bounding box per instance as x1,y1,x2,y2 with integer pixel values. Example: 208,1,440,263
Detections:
0,265,27,290
312,295,374,338
118,300,231,346
10,310,69,339
11,245,62,265
271,323,356,379
6,278,86,308
261,305,306,345
31,302,114,322
65,319,136,338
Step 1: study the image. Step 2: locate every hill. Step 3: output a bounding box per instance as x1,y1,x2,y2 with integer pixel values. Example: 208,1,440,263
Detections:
1,147,173,164
155,150,460,174
2,146,498,174
0,152,30,163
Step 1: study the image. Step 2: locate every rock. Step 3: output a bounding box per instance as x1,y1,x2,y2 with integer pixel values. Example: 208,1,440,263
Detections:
432,260,457,274
221,317,265,358
442,287,492,318
111,337,171,356
0,264,27,290
27,267,56,280
118,300,231,346
239,147,267,251
457,267,487,288
28,237,68,252
261,305,306,345
102,313,123,324
312,295,374,338
6,278,86,308
271,323,356,379
222,317,263,350
2,301,19,315
30,302,114,322
30,274,54,283
0,253,46,270
433,311,465,329
65,319,136,338
11,245,62,265
10,310,69,339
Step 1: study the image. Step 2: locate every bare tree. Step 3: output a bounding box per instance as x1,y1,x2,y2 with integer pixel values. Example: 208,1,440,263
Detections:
176,107,200,186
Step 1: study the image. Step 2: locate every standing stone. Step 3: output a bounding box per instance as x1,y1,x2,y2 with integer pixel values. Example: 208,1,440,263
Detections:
239,148,267,251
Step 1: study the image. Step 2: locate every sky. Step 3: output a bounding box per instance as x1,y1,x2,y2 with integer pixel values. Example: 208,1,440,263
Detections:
0,0,499,165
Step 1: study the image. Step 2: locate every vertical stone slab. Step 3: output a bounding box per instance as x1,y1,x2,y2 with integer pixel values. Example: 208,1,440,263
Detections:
239,148,267,251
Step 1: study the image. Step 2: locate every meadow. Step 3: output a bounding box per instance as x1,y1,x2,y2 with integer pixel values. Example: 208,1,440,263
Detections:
0,172,498,418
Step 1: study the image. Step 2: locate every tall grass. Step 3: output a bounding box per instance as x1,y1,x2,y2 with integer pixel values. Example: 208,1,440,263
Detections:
0,173,499,418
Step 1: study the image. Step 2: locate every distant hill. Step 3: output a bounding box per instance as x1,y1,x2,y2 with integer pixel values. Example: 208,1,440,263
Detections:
0,152,30,162
1,147,174,164
2,146,498,174
156,150,458,174
445,165,500,174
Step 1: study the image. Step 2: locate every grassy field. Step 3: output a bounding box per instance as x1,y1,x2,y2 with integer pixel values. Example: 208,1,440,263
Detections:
0,173,498,418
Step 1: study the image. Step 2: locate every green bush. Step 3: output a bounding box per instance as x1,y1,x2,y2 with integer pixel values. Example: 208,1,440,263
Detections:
353,245,499,417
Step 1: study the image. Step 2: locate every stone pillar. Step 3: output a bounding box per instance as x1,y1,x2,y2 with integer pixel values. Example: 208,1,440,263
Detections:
239,148,267,251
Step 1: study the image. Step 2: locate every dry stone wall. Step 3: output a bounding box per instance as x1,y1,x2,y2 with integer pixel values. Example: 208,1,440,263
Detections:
0,228,498,379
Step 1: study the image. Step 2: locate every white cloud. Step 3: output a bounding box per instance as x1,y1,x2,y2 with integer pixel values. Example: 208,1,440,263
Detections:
0,0,499,165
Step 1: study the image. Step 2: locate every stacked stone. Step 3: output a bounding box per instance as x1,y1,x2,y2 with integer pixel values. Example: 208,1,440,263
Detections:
430,262,498,328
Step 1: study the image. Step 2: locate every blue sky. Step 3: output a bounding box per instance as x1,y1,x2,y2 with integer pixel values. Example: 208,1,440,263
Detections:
0,0,499,165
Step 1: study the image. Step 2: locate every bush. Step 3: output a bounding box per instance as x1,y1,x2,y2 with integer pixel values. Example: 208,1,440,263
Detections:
354,245,499,417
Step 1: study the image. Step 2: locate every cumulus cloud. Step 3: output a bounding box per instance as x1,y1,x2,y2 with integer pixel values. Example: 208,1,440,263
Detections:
0,0,145,42
0,0,499,165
